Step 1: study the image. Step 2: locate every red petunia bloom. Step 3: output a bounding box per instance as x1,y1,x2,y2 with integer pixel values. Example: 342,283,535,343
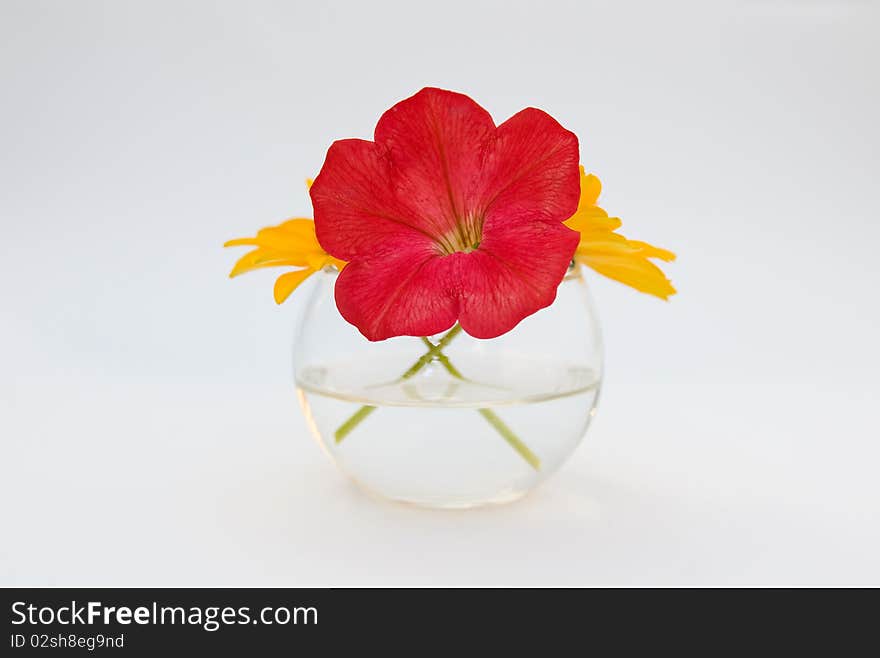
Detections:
310,87,581,341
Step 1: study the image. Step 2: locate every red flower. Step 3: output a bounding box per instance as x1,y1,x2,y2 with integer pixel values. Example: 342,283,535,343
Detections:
310,87,581,341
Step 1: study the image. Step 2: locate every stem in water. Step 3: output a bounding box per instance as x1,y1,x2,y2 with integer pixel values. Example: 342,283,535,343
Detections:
420,337,540,470
333,325,462,442
333,324,541,470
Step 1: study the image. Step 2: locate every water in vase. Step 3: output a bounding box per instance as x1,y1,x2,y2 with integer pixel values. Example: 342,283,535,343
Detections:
296,352,600,508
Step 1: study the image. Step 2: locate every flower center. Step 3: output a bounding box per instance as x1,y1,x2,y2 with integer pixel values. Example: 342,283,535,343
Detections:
437,214,483,256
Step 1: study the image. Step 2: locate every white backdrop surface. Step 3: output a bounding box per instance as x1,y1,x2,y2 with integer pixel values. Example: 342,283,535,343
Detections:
2,0,879,585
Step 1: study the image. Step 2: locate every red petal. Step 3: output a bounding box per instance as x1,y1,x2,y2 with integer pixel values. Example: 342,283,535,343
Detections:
312,88,497,260
479,107,581,226
311,138,435,261
457,220,580,339
334,235,459,341
335,221,579,341
373,88,495,241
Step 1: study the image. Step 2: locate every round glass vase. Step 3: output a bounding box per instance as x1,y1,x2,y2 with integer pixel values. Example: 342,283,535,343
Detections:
294,264,603,509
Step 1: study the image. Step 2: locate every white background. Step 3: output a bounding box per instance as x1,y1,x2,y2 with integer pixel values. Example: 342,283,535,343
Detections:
2,0,878,585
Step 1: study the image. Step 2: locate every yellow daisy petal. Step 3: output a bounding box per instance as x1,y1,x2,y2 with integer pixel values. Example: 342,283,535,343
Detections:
580,252,677,300
229,248,313,278
627,240,676,262
566,211,619,234
224,219,319,251
223,237,260,248
225,187,348,304
567,168,676,300
273,268,316,304
577,167,602,209
255,220,322,250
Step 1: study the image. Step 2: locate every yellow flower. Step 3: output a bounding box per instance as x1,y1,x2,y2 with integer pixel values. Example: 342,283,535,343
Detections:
224,181,346,304
565,166,676,300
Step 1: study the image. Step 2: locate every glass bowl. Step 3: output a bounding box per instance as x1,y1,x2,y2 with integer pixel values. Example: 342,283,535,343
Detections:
294,264,603,508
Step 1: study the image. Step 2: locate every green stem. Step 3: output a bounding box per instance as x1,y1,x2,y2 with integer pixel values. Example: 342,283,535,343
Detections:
477,409,541,470
400,324,463,380
421,337,540,470
420,337,465,379
333,324,541,471
334,325,462,442
334,405,377,442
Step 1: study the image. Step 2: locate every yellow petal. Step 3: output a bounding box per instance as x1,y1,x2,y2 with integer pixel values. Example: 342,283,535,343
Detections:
575,234,632,256
568,167,676,299
226,219,336,277
578,168,602,209
327,255,347,272
229,248,313,278
255,219,322,250
225,180,346,304
273,268,315,304
580,252,677,300
224,237,261,248
225,218,318,249
627,240,676,262
566,210,619,234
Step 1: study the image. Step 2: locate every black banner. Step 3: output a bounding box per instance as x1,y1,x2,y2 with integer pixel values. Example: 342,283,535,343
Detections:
0,587,868,653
